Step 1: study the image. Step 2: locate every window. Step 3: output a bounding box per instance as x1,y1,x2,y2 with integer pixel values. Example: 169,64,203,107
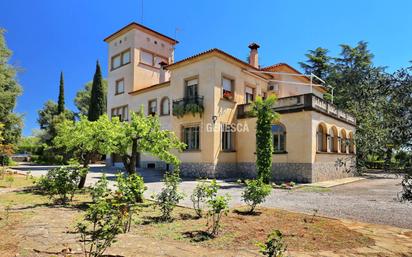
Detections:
115,79,124,95
221,124,235,151
111,49,131,70
262,92,267,100
122,50,130,64
160,97,170,115
140,50,168,67
245,86,254,103
140,50,153,66
185,78,198,98
183,126,200,150
111,105,128,121
340,129,347,153
317,123,327,152
148,99,157,115
271,124,286,152
222,77,234,100
329,127,338,152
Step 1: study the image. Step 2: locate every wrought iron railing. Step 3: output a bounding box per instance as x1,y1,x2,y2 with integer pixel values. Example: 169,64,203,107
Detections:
172,96,204,117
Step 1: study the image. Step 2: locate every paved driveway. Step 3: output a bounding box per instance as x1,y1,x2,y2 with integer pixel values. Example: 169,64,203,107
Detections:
12,164,412,229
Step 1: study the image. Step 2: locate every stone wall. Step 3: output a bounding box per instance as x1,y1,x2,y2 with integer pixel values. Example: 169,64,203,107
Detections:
312,156,356,182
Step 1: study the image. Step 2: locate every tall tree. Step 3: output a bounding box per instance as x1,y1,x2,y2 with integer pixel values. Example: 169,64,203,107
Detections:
250,95,279,183
57,71,65,114
88,61,105,121
0,28,22,145
299,47,331,80
75,79,108,116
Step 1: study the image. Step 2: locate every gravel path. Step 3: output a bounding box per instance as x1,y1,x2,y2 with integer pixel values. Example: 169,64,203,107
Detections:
13,164,412,229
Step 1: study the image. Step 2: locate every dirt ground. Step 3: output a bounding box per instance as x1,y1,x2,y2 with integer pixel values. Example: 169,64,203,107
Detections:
1,175,412,257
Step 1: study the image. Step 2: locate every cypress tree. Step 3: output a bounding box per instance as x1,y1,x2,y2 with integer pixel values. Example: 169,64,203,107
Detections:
88,61,105,121
57,71,65,114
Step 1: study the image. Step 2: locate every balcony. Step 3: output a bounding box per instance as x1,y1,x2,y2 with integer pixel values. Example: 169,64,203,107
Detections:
172,96,204,118
237,93,356,125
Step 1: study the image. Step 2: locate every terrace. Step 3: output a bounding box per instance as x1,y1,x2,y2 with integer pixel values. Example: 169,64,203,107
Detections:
237,93,356,125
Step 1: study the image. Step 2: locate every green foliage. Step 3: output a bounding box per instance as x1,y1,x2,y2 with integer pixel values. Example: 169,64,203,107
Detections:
153,171,184,221
206,193,230,236
114,173,147,232
77,196,125,257
250,95,279,183
54,115,119,188
257,230,287,257
36,165,86,204
75,79,107,116
399,173,412,203
299,47,331,80
172,102,204,118
91,174,111,202
88,61,106,121
242,179,272,213
0,29,23,146
16,136,40,154
57,71,65,114
113,110,185,174
190,179,219,218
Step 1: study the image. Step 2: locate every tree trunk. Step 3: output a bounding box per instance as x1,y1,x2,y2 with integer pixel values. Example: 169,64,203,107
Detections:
129,139,138,174
78,154,91,189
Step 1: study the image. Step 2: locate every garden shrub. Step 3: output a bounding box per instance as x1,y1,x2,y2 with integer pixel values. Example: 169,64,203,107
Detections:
399,173,412,202
91,174,111,202
153,171,184,221
36,165,86,204
77,198,125,257
242,179,272,213
114,173,147,232
207,194,230,236
190,179,219,217
257,229,287,257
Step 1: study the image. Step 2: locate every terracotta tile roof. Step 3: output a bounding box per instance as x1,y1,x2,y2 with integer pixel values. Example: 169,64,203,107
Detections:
104,22,178,44
165,48,259,70
128,81,170,95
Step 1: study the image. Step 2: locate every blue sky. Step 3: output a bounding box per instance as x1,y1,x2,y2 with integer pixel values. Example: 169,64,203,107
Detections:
1,0,412,136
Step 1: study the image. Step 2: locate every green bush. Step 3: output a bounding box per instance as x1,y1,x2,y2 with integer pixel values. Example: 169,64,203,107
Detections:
190,179,219,218
257,230,287,257
399,173,412,203
242,179,272,213
91,174,111,202
114,173,147,232
207,194,230,236
77,198,125,257
36,165,86,204
153,171,184,221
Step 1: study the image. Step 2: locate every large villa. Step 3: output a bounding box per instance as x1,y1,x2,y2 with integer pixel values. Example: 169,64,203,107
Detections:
104,22,356,183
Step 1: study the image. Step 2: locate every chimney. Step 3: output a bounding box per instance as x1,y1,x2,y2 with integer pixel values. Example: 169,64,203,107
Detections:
159,61,168,83
248,42,260,68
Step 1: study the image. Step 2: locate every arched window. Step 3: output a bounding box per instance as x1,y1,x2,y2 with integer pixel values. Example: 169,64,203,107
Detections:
349,132,355,153
340,129,347,153
271,124,286,152
160,97,170,115
329,126,338,152
317,123,327,152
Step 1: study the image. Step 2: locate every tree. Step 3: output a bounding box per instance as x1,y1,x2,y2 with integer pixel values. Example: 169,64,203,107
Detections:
0,28,22,146
298,47,331,80
54,115,119,188
114,110,185,174
37,100,74,144
88,61,106,121
75,80,107,116
57,71,65,114
250,96,279,183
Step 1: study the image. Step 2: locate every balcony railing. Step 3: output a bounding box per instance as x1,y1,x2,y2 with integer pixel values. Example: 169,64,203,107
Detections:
172,96,204,118
237,93,356,125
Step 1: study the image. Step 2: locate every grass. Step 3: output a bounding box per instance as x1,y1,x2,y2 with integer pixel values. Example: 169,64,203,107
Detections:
0,173,37,188
296,186,331,193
